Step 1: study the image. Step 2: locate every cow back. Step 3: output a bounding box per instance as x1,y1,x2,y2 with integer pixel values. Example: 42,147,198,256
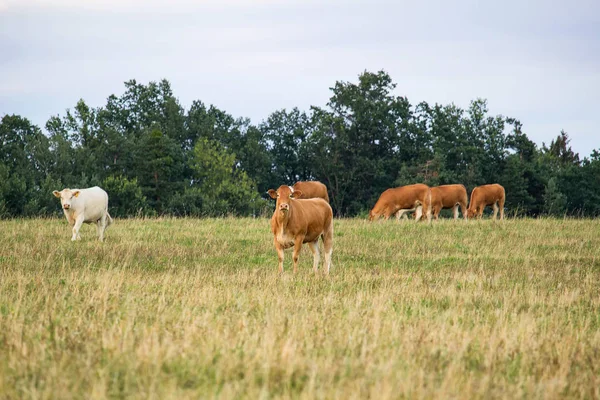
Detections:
470,184,505,207
292,181,330,203
75,186,109,222
379,184,430,209
432,184,468,208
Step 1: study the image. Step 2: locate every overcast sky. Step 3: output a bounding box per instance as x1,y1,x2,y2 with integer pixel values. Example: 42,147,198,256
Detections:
1,0,599,156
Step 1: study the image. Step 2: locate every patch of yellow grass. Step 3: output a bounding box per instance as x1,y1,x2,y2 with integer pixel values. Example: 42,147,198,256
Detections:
0,217,599,399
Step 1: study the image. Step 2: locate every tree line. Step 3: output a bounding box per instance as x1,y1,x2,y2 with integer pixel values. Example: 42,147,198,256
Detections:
1,70,599,219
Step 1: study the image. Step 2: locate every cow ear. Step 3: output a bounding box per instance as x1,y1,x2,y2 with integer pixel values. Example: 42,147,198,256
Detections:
72,190,80,198
291,190,302,198
53,190,61,198
267,189,277,199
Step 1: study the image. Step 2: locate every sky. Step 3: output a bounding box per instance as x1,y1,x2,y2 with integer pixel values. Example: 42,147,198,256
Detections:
1,0,599,156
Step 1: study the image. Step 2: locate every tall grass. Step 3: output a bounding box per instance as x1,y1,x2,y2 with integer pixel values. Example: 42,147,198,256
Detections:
1,217,599,399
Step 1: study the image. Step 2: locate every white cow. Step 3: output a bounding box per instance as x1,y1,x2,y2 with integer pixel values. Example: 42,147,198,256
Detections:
53,186,113,241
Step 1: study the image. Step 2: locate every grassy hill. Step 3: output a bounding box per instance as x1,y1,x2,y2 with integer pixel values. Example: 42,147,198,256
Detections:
1,217,599,399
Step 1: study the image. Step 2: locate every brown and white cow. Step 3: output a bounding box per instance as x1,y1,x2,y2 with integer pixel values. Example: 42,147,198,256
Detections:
267,185,334,274
466,184,505,220
369,183,432,223
429,184,469,220
292,181,330,203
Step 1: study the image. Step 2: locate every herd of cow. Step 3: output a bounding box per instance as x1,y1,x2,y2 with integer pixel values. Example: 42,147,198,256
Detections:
52,181,506,274
266,181,505,274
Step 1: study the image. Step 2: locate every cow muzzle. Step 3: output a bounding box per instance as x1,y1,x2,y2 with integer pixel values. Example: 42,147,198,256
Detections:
279,203,289,212
63,204,70,209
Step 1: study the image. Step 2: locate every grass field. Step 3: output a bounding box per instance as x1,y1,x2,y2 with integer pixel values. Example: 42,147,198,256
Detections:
0,217,599,399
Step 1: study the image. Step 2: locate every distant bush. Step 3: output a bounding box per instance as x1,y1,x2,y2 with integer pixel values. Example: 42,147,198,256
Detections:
166,188,204,217
102,176,151,218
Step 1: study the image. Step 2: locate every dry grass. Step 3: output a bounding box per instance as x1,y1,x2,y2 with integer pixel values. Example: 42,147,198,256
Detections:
0,217,599,399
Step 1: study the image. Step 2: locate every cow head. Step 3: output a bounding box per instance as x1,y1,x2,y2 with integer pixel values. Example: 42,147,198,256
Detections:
53,189,80,210
268,185,302,215
466,208,476,219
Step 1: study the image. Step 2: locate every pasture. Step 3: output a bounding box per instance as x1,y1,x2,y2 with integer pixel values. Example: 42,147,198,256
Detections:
0,217,599,399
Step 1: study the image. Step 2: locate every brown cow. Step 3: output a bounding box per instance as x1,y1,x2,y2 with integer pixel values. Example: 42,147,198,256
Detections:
369,183,432,223
267,185,334,274
292,181,330,203
429,184,468,220
466,184,505,220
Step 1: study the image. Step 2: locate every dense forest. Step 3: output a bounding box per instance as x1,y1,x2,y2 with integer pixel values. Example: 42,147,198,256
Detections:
1,70,598,218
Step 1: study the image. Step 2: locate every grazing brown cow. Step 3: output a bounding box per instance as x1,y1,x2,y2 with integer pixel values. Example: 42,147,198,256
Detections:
267,185,334,274
466,184,505,220
292,181,330,203
429,184,469,220
369,183,432,223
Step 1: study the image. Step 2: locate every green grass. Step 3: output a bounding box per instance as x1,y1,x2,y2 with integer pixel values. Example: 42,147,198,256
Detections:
1,217,599,399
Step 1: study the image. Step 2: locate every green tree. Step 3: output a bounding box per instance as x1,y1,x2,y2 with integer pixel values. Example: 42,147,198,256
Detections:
428,103,475,186
309,70,413,215
544,130,580,166
499,155,534,215
261,108,313,186
500,119,546,215
543,177,567,216
186,103,271,193
2,73,596,218
554,151,600,216
0,115,53,216
102,176,149,218
187,137,263,216
134,127,184,212
506,118,536,162
45,115,80,185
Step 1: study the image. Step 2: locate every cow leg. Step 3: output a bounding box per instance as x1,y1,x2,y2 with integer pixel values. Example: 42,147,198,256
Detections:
423,191,433,224
97,214,107,241
308,240,320,273
499,198,505,220
72,216,84,241
274,239,284,273
453,204,459,220
96,220,103,241
433,205,441,221
460,202,468,221
292,237,303,274
395,210,407,221
414,206,423,222
396,209,414,222
323,225,334,275
493,202,499,220
383,207,392,221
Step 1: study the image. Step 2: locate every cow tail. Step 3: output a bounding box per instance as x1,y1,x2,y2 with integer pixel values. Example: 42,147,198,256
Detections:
428,188,432,214
469,187,477,208
461,184,468,206
426,187,433,222
107,212,113,226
